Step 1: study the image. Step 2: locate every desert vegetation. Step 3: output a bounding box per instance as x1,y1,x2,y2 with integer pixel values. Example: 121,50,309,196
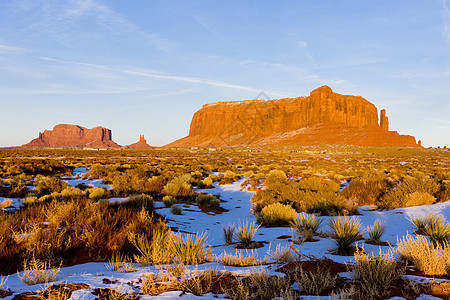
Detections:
0,146,449,299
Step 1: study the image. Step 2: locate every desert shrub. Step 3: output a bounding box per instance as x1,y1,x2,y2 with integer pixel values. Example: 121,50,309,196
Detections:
297,176,340,193
438,180,450,201
217,250,262,266
145,175,166,194
0,215,21,274
60,186,84,200
256,202,297,227
289,265,337,295
404,191,436,206
162,196,176,207
45,199,83,228
179,269,222,296
23,196,38,206
169,232,211,264
202,177,213,188
248,269,294,300
351,249,404,298
0,199,13,209
265,169,287,185
80,202,161,254
163,177,193,197
125,194,154,211
342,172,391,205
196,194,220,208
35,177,67,196
222,278,252,300
170,204,183,215
290,213,322,242
105,252,128,272
88,187,105,201
423,214,450,246
234,221,259,248
38,194,53,203
18,222,79,260
328,216,364,255
220,170,240,184
377,178,440,208
366,220,387,243
264,244,298,264
410,213,450,246
397,235,450,276
222,224,235,245
110,173,133,195
87,164,111,180
129,229,172,265
251,177,354,216
291,213,323,234
19,257,60,285
409,214,430,233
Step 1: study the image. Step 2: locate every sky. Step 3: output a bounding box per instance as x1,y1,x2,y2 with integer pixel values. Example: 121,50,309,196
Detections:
0,0,449,147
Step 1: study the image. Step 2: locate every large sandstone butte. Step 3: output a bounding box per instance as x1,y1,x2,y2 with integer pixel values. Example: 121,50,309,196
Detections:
169,86,421,148
21,124,121,149
125,135,153,149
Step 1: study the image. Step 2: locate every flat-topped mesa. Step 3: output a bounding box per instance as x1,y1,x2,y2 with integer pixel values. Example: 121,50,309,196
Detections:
21,124,121,149
189,86,379,138
170,86,421,148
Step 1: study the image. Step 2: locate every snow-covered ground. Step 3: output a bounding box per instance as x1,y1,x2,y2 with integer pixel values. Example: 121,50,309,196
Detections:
1,178,449,299
61,167,111,189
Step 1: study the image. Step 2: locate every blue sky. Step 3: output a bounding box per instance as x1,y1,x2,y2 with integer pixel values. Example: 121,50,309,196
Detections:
0,0,449,147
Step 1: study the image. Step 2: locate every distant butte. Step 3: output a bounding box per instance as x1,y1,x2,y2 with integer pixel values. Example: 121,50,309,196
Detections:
126,135,153,149
21,124,121,149
168,86,422,148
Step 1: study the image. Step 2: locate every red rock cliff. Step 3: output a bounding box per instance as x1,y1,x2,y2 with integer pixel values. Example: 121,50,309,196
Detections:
169,86,421,148
125,135,153,149
22,124,121,148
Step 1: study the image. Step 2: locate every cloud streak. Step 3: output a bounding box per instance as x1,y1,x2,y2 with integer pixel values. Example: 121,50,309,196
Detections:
38,56,284,96
0,43,27,55
442,0,450,43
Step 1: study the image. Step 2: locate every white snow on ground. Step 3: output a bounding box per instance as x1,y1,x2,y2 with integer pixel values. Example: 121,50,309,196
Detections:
61,167,111,189
0,197,22,211
1,177,449,299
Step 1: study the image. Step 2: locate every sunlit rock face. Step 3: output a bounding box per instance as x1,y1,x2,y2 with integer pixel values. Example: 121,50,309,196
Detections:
22,124,121,148
169,86,421,148
125,135,153,149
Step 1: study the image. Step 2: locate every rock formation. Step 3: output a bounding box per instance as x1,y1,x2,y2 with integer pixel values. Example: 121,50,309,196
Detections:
168,86,421,148
126,135,153,149
21,124,121,149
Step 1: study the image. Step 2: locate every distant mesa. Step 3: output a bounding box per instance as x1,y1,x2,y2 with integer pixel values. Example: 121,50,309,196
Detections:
21,124,121,149
168,85,422,148
125,135,153,149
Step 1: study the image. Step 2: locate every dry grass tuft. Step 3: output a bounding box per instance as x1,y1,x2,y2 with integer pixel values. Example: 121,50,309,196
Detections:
248,269,294,299
351,248,404,298
19,257,60,285
217,250,263,267
397,234,450,276
289,265,337,295
328,216,364,255
234,220,259,248
257,202,298,227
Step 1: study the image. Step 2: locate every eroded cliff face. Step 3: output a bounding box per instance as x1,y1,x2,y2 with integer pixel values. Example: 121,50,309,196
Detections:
169,86,421,148
22,124,121,148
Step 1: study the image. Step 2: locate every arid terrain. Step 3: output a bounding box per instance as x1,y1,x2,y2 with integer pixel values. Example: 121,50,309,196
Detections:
0,146,449,299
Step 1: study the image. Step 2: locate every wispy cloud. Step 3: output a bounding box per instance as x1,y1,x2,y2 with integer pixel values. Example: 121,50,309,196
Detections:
38,56,282,96
0,43,27,55
11,0,177,52
392,68,450,79
442,0,450,43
